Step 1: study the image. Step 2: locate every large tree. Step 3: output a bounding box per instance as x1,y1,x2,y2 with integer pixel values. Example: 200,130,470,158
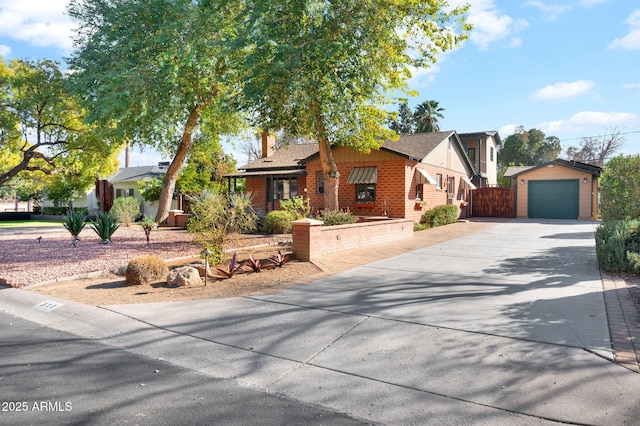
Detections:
240,0,470,211
67,0,246,223
499,126,562,169
0,58,117,190
414,99,445,133
564,127,625,166
387,100,415,135
600,154,640,220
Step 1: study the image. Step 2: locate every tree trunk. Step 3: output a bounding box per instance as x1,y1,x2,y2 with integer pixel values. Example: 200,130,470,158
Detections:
154,106,203,223
318,136,340,211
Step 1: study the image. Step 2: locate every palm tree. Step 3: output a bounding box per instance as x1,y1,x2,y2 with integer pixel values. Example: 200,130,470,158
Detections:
414,100,445,133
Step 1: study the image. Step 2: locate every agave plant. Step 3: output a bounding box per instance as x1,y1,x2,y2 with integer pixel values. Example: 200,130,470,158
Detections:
91,212,120,244
268,250,289,268
215,253,243,279
243,254,264,272
63,209,86,241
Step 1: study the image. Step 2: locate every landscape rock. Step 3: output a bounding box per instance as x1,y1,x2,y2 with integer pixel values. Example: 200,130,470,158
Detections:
189,260,212,277
167,266,202,287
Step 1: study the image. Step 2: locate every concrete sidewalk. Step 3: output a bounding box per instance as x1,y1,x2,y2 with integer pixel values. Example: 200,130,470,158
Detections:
2,219,640,425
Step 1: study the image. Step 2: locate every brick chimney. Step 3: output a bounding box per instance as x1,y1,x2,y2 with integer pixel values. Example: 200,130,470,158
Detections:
261,133,276,158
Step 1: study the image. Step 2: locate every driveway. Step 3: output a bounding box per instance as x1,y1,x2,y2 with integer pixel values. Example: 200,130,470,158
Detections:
3,219,640,425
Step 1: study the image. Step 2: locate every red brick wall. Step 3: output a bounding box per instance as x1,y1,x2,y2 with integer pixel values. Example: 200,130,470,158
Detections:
246,176,307,216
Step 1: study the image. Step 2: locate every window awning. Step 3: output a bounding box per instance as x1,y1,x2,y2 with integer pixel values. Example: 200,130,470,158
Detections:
347,167,377,184
462,176,477,190
415,168,436,185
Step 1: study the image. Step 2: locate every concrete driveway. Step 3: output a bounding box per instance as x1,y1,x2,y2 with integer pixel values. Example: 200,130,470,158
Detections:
3,219,640,425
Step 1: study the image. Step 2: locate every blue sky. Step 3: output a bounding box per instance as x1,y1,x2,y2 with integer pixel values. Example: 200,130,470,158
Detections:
1,0,639,167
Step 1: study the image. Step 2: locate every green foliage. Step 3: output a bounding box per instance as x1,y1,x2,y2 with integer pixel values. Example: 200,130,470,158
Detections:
595,220,640,273
187,190,258,264
125,255,168,285
413,222,429,232
387,100,415,135
628,251,640,275
137,178,163,202
279,196,311,219
600,154,640,221
111,196,141,226
420,205,459,228
315,210,358,226
0,58,119,188
91,212,120,243
63,209,87,238
498,126,561,170
139,215,157,244
414,100,444,133
177,134,237,195
264,210,296,234
44,176,80,208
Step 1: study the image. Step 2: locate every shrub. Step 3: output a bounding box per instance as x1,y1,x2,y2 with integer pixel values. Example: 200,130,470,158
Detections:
125,255,169,285
265,210,295,233
111,196,141,226
413,222,428,232
628,251,640,275
187,190,257,265
420,205,459,228
315,210,358,226
139,215,157,244
91,211,120,244
595,220,640,273
279,196,311,219
63,209,86,239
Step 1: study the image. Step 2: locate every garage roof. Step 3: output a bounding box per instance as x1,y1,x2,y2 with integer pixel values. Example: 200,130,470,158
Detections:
504,159,602,178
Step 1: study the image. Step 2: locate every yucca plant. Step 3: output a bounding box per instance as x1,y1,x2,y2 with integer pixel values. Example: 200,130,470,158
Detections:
139,215,157,244
63,209,86,240
91,212,120,244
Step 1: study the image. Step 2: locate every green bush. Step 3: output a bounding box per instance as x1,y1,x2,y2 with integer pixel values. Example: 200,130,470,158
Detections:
279,196,311,219
265,210,296,233
420,205,459,228
627,251,640,275
595,220,640,273
413,222,428,232
315,210,358,226
125,255,168,285
111,196,141,226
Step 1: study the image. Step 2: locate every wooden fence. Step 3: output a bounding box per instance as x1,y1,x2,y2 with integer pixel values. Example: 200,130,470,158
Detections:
471,187,515,218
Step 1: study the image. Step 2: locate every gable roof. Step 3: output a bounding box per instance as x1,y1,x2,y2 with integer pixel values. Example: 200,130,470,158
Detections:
458,130,502,146
233,130,475,175
108,164,169,182
503,159,602,178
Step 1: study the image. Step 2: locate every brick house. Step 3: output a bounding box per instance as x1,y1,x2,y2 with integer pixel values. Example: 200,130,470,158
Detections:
226,131,480,222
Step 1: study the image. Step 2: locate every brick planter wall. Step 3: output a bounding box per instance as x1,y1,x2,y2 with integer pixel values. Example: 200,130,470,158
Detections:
292,217,413,262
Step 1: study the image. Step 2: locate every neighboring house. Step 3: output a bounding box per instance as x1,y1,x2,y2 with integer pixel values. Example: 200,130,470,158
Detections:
504,159,602,220
226,131,481,222
458,130,501,187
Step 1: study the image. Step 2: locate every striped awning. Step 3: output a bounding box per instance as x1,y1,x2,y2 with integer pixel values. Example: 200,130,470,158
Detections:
415,168,437,185
347,167,377,184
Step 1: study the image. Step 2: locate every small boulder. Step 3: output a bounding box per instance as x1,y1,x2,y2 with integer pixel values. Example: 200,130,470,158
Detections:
189,260,212,277
167,266,202,287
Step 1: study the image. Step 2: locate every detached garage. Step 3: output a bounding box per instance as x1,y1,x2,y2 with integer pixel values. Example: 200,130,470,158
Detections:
504,159,602,220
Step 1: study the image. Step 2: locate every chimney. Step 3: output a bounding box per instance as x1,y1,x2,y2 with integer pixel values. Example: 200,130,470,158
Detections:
261,133,276,158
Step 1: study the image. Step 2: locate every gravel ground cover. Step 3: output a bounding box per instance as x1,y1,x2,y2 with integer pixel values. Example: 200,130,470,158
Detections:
0,226,287,288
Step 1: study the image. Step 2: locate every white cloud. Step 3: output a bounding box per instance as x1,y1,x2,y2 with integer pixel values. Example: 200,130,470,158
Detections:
0,0,75,52
498,124,518,138
538,111,640,133
0,44,10,57
623,82,640,94
609,9,640,50
526,1,572,21
451,0,528,50
531,80,595,100
579,0,609,6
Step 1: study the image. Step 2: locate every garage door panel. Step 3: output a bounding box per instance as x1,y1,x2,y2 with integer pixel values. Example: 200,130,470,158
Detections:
528,180,579,219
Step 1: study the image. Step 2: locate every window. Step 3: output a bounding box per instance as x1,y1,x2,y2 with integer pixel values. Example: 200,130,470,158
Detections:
415,184,423,201
273,178,298,200
436,174,443,190
316,172,324,194
356,183,376,202
490,147,494,162
116,188,134,198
